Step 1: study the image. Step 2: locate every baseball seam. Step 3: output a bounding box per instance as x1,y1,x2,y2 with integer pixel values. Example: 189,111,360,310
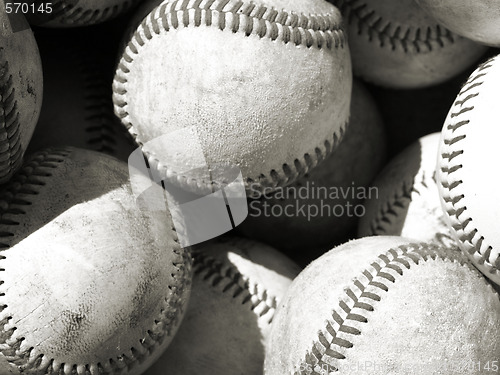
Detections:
366,172,454,246
0,147,192,375
334,0,456,53
113,0,348,192
367,176,421,234
43,0,140,26
0,56,23,184
73,46,134,156
80,54,120,154
438,56,500,277
193,249,278,323
301,243,491,374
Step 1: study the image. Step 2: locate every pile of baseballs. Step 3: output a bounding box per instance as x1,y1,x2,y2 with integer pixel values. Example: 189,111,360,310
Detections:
0,0,499,373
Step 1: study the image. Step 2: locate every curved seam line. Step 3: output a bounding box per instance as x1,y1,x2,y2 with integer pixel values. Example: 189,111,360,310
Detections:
335,0,457,53
193,250,278,323
113,1,348,192
0,148,192,374
303,243,489,373
43,0,139,25
0,57,22,181
438,56,499,273
367,173,452,247
72,46,121,154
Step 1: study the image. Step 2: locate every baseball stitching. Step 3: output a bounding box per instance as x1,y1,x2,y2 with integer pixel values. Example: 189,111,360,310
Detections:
331,0,457,53
366,171,455,247
113,0,348,192
72,46,135,156
301,242,496,374
0,148,192,375
367,175,426,234
193,248,278,324
43,0,140,26
438,56,500,279
0,55,23,184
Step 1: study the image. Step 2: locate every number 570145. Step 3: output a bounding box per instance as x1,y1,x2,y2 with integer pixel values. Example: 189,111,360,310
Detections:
5,2,53,14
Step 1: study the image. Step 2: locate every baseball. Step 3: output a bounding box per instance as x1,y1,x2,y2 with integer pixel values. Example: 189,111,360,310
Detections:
1,0,499,372
0,9,43,183
25,0,141,27
328,0,488,88
113,0,352,195
0,147,192,374
415,0,500,47
438,54,500,287
27,30,137,162
359,132,455,247
237,79,387,257
144,236,301,375
265,236,500,374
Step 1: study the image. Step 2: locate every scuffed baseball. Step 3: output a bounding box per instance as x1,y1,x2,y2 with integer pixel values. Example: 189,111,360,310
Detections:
0,147,192,375
415,0,500,47
265,236,500,374
328,0,487,88
0,9,43,183
144,236,301,375
359,132,455,247
113,0,352,195
438,54,500,286
237,79,386,258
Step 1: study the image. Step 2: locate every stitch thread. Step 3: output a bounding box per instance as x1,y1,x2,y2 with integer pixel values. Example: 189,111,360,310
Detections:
368,178,415,235
0,54,22,183
438,56,500,275
366,171,455,247
0,147,192,374
193,248,278,323
42,0,140,26
69,44,136,156
0,150,70,251
331,0,456,53
79,51,121,154
301,242,491,374
113,0,348,193
37,38,136,158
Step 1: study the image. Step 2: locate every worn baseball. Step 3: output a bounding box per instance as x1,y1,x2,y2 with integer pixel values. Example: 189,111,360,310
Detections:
25,0,141,27
415,0,500,47
438,55,500,286
359,132,455,247
0,147,192,374
27,31,137,162
113,0,352,195
144,236,301,375
0,9,43,183
238,79,386,257
328,0,487,88
265,236,500,374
